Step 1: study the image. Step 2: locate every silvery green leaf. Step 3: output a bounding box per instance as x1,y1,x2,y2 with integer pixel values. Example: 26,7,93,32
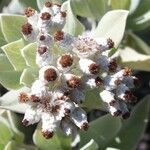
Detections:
106,95,150,150
1,39,26,71
92,10,129,48
0,14,27,42
80,139,99,150
0,116,14,150
80,114,122,148
62,0,85,36
20,68,38,87
119,46,150,71
0,71,23,90
21,42,38,68
0,16,6,48
110,0,131,10
70,0,108,20
0,87,30,113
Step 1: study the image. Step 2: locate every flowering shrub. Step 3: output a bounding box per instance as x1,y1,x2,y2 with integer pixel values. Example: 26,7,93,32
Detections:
0,0,149,150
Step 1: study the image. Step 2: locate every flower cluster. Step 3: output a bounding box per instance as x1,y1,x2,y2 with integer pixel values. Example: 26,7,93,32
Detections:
19,2,138,139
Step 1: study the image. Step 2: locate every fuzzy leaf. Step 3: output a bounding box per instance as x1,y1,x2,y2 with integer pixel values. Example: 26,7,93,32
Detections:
110,0,131,9
80,139,99,150
21,42,38,68
62,0,85,36
71,0,108,20
0,14,26,42
80,114,122,148
119,46,150,71
0,16,6,48
106,95,150,150
33,124,71,150
81,89,105,111
92,10,129,48
1,39,26,71
0,71,22,90
0,87,30,113
0,54,14,71
0,116,13,150
20,68,38,87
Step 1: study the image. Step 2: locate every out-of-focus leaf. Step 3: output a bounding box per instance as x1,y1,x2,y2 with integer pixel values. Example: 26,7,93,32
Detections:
81,89,105,111
71,0,108,20
119,47,150,71
33,124,71,150
19,0,38,9
0,15,26,42
92,10,129,48
21,42,38,68
80,114,122,148
7,111,24,144
0,16,6,48
110,0,131,10
125,32,150,55
62,0,85,36
0,116,13,150
80,139,99,150
0,54,13,71
127,0,150,31
1,39,26,71
20,68,38,87
0,87,30,113
106,95,150,150
0,71,22,90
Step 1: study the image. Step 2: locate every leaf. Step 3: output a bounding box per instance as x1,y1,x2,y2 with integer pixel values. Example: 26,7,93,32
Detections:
1,39,26,71
7,111,24,144
119,46,150,71
106,95,150,150
21,42,38,68
80,139,99,150
0,71,23,90
92,10,129,48
0,116,14,150
0,14,27,42
33,124,71,150
81,89,105,111
19,0,38,9
126,32,150,55
71,0,108,20
110,0,131,10
20,68,38,87
62,0,85,36
127,0,150,31
79,114,122,148
0,54,14,71
0,87,30,114
0,16,6,48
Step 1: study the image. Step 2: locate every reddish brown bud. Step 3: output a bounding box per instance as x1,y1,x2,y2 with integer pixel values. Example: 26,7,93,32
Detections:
123,67,132,76
42,130,54,139
122,112,130,119
39,35,46,41
41,12,51,20
81,122,89,131
61,11,67,17
124,91,137,103
25,7,35,17
59,55,73,68
89,63,99,74
30,95,40,103
19,92,29,103
54,31,64,41
113,110,122,117
108,59,118,72
22,119,29,126
38,46,48,55
107,38,114,49
45,2,52,7
21,23,33,35
67,76,81,88
95,77,103,87
44,68,58,82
